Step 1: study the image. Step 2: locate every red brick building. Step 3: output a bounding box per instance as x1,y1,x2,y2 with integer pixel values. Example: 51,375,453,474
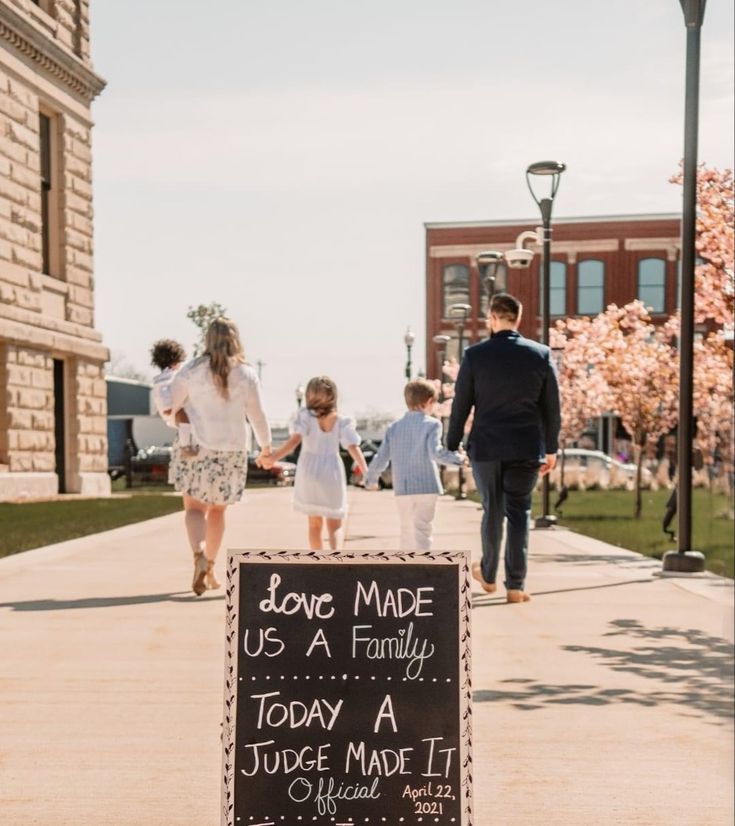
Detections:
425,214,681,373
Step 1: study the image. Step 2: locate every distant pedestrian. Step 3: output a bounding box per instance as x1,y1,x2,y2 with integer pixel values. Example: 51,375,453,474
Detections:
265,376,368,550
447,293,561,603
364,378,465,550
170,318,272,595
150,339,197,461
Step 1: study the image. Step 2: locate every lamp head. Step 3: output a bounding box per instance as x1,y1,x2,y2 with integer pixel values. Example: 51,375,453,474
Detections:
404,326,416,347
432,334,451,346
448,303,472,318
526,160,566,211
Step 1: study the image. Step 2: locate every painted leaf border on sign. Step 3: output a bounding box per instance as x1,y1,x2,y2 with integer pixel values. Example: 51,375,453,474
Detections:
222,548,473,826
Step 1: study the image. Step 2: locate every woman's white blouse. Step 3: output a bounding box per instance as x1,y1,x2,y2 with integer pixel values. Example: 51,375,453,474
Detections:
169,358,271,452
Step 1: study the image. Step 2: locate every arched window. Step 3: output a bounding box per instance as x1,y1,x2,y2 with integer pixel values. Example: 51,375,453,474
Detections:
443,264,470,316
550,261,567,316
577,259,605,315
480,264,508,316
637,258,666,313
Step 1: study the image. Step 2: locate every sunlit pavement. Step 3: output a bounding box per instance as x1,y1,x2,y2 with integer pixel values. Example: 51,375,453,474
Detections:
1,487,732,824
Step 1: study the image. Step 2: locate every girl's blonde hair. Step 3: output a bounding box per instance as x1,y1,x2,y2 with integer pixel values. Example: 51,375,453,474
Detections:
204,317,245,397
305,376,338,418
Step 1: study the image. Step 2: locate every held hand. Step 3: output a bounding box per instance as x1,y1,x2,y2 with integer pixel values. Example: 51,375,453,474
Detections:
539,453,557,476
256,450,274,469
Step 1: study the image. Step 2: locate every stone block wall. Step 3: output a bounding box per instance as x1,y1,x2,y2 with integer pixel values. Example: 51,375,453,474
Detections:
67,356,107,479
5,0,91,63
0,341,55,473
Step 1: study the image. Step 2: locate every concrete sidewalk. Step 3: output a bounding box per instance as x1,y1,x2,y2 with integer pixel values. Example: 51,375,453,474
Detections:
1,487,732,825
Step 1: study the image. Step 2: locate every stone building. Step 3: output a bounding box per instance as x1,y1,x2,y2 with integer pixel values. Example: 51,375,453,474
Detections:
0,0,108,499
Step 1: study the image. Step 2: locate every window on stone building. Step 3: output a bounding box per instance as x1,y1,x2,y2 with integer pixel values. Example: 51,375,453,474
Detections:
480,264,508,316
637,258,666,313
443,264,470,317
550,261,567,316
577,259,605,315
39,111,61,277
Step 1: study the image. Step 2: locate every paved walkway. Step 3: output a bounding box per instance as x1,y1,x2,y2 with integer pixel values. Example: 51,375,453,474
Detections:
1,488,732,825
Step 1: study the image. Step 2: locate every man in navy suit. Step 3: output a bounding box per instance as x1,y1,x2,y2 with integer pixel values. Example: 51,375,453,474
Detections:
447,293,561,603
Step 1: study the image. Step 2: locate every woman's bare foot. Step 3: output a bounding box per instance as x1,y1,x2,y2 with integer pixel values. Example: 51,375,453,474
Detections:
471,562,497,594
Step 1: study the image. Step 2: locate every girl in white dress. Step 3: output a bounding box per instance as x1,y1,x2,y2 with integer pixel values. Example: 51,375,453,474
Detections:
267,376,368,550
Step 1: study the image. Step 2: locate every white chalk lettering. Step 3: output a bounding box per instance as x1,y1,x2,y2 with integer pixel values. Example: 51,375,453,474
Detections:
352,622,436,678
242,627,285,658
345,741,413,776
240,740,331,776
252,690,343,731
259,573,335,620
353,581,435,617
373,694,398,733
305,627,332,658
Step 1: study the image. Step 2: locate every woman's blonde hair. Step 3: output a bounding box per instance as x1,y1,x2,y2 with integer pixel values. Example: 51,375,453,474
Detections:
305,376,338,418
203,317,245,397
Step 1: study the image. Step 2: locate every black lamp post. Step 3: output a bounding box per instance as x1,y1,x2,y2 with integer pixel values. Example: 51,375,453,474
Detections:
663,0,707,574
404,326,415,381
476,250,504,336
448,303,472,500
295,383,304,409
526,159,566,529
432,334,451,397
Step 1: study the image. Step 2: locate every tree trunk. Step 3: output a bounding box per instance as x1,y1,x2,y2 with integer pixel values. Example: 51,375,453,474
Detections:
634,439,644,519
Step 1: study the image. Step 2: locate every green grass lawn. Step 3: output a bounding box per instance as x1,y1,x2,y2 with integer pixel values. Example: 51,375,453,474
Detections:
470,488,734,578
0,494,183,559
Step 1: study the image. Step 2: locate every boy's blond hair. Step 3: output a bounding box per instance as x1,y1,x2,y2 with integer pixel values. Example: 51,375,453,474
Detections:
404,378,438,410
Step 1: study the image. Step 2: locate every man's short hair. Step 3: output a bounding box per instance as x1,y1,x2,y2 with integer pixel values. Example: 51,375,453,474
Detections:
489,293,522,322
404,378,438,409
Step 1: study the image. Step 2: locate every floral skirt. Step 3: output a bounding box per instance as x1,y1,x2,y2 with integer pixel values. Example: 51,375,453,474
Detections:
171,443,248,506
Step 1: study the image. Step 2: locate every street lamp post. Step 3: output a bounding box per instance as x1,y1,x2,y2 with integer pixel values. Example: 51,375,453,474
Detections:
295,383,305,409
663,0,707,574
404,326,415,381
448,303,472,500
476,250,504,335
432,334,451,397
526,160,566,529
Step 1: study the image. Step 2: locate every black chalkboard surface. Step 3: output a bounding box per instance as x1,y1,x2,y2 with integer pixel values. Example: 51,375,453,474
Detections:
222,550,472,826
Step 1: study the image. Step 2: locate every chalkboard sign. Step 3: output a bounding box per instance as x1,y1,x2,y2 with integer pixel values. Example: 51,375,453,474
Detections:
222,550,472,826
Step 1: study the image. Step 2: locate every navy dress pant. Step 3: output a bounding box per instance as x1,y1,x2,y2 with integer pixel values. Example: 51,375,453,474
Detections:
472,459,540,591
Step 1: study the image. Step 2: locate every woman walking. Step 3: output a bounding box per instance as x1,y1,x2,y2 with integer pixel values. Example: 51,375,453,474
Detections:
170,318,271,595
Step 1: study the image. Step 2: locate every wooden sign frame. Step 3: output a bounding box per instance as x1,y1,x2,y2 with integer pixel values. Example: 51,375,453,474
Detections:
222,549,473,825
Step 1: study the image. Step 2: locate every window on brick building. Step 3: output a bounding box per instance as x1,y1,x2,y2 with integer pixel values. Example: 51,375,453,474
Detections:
480,264,508,316
550,261,567,316
637,258,666,313
577,259,605,315
443,264,470,316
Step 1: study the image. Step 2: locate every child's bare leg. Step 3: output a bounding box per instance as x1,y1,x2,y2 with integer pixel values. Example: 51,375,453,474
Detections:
326,518,344,550
308,516,324,550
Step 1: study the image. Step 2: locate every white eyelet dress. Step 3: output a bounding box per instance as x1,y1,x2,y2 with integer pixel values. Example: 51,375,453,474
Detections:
292,409,361,520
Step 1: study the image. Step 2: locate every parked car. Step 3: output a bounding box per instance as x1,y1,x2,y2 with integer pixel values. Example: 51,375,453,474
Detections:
348,439,392,489
130,445,173,484
127,446,295,488
549,448,652,491
246,452,296,487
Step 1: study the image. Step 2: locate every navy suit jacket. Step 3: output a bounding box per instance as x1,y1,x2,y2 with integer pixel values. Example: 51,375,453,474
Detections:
446,330,561,462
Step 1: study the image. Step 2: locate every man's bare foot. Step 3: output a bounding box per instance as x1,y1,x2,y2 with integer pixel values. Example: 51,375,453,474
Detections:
471,562,497,594
506,589,531,603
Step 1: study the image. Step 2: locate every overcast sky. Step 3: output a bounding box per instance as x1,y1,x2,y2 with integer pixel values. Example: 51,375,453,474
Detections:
90,0,734,425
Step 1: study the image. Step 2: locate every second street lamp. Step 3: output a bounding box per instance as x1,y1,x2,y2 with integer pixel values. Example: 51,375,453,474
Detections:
526,159,566,529
295,383,305,409
448,303,472,500
404,326,415,381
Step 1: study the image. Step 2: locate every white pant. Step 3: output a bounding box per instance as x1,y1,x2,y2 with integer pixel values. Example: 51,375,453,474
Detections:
396,494,439,551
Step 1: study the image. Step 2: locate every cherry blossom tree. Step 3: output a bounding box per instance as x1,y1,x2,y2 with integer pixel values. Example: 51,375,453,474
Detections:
594,302,679,517
550,320,610,490
670,165,734,327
